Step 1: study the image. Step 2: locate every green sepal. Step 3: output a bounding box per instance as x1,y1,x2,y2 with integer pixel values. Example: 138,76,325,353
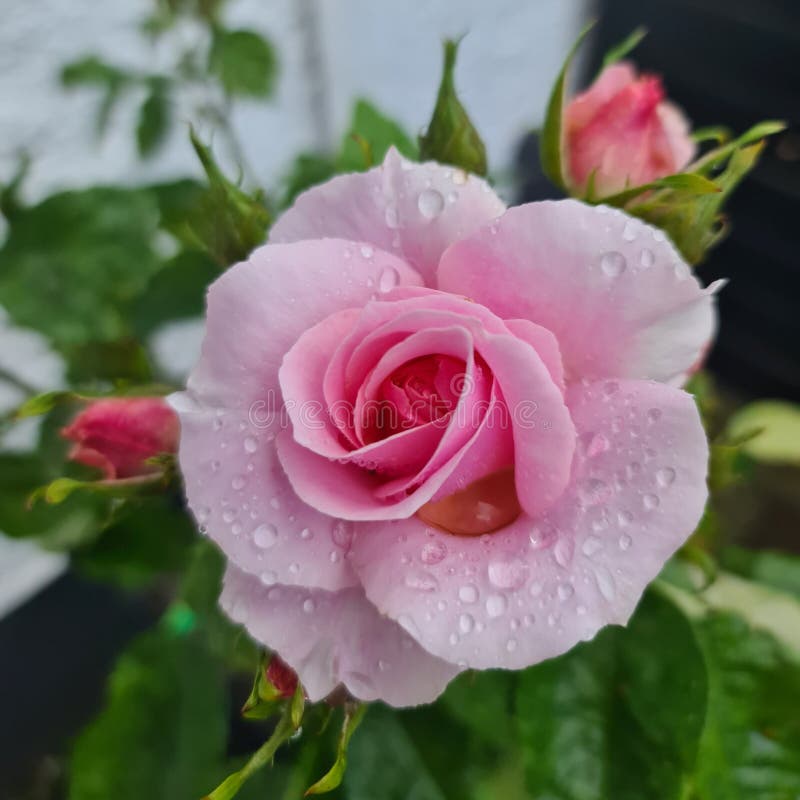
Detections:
28,468,172,507
419,39,487,176
601,26,647,70
539,21,595,190
305,701,367,796
186,128,270,266
241,654,284,720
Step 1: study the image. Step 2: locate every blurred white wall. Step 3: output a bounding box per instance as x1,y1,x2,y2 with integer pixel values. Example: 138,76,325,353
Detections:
0,0,589,199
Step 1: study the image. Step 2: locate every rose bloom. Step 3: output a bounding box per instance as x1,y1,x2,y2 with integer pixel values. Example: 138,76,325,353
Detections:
564,62,696,197
172,149,717,707
62,397,178,479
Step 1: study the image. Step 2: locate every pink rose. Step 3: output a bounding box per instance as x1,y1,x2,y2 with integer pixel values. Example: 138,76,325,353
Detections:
173,149,716,707
62,397,179,480
564,62,696,197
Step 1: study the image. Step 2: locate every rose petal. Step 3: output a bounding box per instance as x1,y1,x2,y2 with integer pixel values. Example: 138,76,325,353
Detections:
221,565,460,706
187,239,422,410
173,403,358,591
270,148,506,286
349,378,708,670
438,200,716,385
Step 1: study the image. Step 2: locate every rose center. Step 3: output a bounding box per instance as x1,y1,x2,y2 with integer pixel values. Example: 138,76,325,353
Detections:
364,354,464,442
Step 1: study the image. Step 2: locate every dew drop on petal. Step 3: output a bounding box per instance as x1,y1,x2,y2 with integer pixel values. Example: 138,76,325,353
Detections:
582,535,603,557
656,467,676,488
640,248,655,268
619,534,632,551
485,594,508,618
253,523,278,549
420,540,447,565
458,613,474,634
488,559,529,590
244,437,258,454
360,244,374,259
643,493,660,511
404,570,439,593
331,520,354,549
600,251,627,277
458,584,479,604
378,266,399,293
302,598,316,613
417,188,445,219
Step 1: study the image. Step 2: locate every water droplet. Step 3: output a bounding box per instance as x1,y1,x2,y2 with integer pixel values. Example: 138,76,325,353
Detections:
674,262,690,280
459,584,479,604
582,535,604,557
253,523,278,549
329,550,341,563
420,540,447,565
656,467,676,488
603,381,620,397
384,204,399,228
617,509,633,527
302,597,315,613
244,437,258,454
486,594,507,618
643,493,660,511
417,188,444,219
646,408,662,424
554,537,574,567
458,613,474,634
269,497,281,510
619,534,632,551
557,583,574,601
360,244,374,259
529,522,556,548
259,570,277,586
594,566,616,601
212,418,223,432
231,475,246,491
488,558,529,590
586,432,610,457
622,220,637,241
446,191,458,204
405,570,439,592
299,527,313,540
506,637,518,653
640,248,655,268
377,659,390,672
332,520,354,549
580,478,611,507
196,505,210,523
600,251,627,277
378,266,399,293
289,562,300,574
222,508,236,524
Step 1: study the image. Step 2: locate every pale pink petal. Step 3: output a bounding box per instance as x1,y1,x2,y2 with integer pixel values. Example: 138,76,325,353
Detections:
187,239,422,410
270,148,506,286
503,318,565,390
171,401,358,591
438,200,716,385
349,378,708,670
476,333,575,517
220,565,460,706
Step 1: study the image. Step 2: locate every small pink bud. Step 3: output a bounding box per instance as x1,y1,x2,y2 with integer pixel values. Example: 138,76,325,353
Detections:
266,655,299,699
61,397,179,480
564,62,696,197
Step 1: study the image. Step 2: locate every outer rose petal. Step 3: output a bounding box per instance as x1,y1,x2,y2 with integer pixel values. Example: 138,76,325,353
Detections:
187,239,423,410
349,379,708,670
270,148,506,286
220,565,460,706
658,101,697,174
173,402,357,591
564,62,636,130
438,200,717,385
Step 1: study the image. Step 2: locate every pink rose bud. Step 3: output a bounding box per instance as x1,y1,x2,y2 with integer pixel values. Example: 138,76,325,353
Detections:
564,62,696,197
266,655,299,699
61,397,179,480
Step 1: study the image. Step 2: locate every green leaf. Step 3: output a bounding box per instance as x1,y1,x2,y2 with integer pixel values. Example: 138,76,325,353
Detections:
726,400,800,465
68,630,228,800
598,171,721,207
721,547,800,601
281,152,336,207
132,249,218,337
0,452,110,548
209,28,278,98
344,705,448,800
72,494,196,588
306,702,367,795
0,187,163,348
137,79,171,157
439,669,517,749
186,129,271,265
539,22,595,190
601,26,647,70
517,591,707,800
690,612,800,800
419,39,487,176
337,99,418,172
692,126,731,145
60,56,132,136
